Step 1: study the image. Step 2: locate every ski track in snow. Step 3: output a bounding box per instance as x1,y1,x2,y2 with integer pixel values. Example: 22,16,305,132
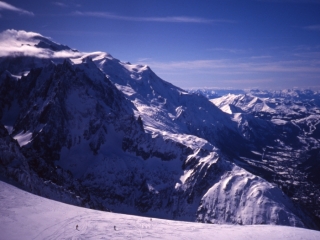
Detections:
1,181,320,240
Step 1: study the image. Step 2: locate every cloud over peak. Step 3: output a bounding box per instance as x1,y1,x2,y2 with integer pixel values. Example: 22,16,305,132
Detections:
0,29,81,58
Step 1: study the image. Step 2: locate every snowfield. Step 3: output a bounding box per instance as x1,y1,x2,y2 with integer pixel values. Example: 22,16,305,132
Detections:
1,180,320,240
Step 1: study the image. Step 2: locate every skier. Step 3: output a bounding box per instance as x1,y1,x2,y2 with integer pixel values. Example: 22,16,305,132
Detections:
76,225,78,230
114,226,116,231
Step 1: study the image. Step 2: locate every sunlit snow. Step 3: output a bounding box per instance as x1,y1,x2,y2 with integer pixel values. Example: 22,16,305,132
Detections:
13,131,32,146
1,180,320,240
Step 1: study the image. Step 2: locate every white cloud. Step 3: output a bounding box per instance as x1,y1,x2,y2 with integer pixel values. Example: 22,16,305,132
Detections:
303,25,320,31
139,58,320,75
208,48,246,54
0,29,42,45
250,55,272,59
137,57,153,62
0,1,34,16
0,29,81,58
72,11,234,24
52,2,68,8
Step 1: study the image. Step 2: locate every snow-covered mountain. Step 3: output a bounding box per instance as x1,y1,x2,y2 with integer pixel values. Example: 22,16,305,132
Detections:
0,30,318,229
210,90,320,118
205,89,320,224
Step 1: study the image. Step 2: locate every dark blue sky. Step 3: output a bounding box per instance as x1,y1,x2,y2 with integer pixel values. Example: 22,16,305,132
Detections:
1,0,320,89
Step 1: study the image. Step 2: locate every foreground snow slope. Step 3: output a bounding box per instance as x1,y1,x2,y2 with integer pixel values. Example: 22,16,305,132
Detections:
1,180,320,240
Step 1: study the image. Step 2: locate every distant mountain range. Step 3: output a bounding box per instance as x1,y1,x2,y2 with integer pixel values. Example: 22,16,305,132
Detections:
0,30,319,229
192,88,320,225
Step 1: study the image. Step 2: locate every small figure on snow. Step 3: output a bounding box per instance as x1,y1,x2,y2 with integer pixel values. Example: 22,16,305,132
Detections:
114,226,116,231
76,225,78,230
150,218,152,221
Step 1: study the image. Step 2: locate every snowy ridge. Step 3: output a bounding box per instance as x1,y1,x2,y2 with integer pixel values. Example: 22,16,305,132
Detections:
198,166,304,226
210,90,320,118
